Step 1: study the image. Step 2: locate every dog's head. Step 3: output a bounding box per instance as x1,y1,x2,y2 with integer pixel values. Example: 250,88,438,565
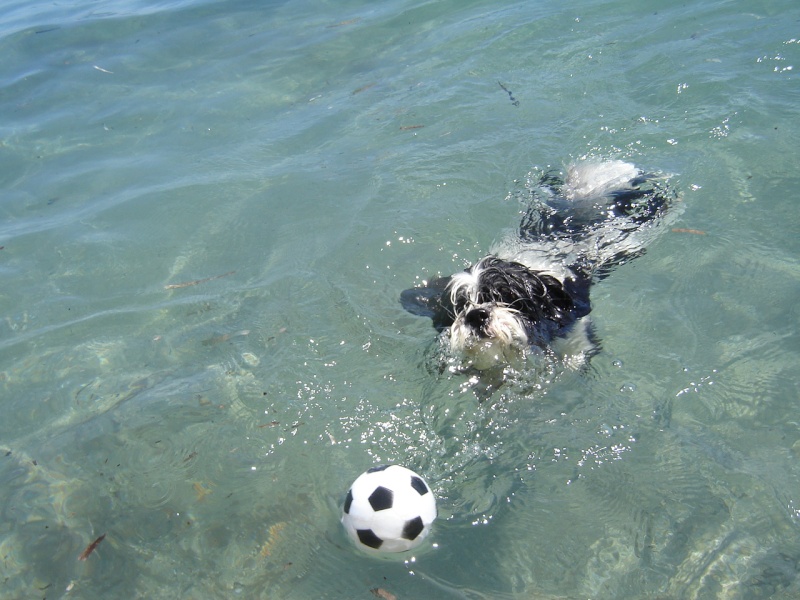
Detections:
447,257,582,369
402,256,589,371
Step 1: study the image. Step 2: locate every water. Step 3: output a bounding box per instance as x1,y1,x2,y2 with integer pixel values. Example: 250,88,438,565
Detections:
1,0,798,597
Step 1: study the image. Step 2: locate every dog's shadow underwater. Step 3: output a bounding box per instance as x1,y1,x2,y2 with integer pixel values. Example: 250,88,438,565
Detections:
401,159,678,396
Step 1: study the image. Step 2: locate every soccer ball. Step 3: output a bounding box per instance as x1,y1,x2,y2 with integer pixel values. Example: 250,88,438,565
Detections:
341,465,437,553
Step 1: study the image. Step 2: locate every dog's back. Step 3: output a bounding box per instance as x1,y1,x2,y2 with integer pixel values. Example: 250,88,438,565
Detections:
502,160,676,281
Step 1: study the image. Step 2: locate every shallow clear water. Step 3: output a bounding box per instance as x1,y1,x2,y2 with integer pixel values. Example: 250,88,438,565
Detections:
1,0,799,598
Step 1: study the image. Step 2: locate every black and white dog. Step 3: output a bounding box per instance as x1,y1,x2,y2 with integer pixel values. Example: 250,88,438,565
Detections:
401,160,676,375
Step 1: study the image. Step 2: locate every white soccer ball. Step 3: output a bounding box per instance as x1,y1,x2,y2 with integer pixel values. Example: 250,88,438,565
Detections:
341,465,437,553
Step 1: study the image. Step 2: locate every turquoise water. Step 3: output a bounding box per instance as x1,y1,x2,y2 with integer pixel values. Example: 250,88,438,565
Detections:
1,0,799,597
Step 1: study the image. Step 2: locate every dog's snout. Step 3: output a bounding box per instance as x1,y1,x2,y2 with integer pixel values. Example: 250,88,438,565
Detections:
465,307,490,331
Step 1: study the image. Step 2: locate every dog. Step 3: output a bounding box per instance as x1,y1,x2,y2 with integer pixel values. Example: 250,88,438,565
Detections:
401,159,676,377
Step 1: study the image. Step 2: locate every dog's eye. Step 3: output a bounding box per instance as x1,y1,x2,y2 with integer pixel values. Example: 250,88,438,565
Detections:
453,293,469,312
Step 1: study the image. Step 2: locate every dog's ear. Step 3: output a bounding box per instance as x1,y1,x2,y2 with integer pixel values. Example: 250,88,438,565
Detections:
400,276,454,329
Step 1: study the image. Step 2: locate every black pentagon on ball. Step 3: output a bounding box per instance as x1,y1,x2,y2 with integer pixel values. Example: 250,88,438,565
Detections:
410,476,429,496
343,489,353,514
402,516,424,540
368,486,393,511
357,528,383,549
367,465,390,473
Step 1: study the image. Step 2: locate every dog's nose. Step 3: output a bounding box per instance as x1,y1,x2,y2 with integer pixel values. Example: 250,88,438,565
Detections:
464,307,490,330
